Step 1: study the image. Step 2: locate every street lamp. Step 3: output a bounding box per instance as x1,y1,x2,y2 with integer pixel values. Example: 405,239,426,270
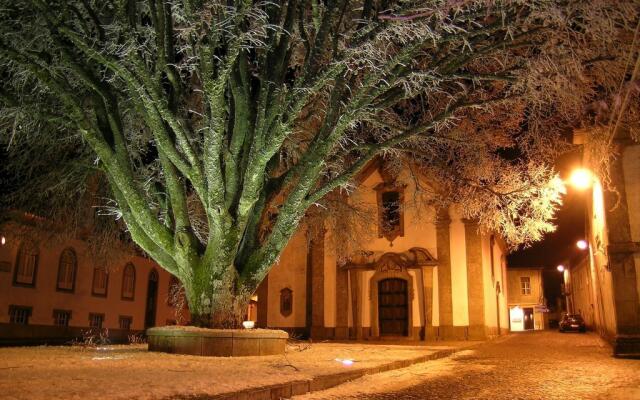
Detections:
557,264,565,272
576,239,588,250
0,236,5,246
568,168,593,190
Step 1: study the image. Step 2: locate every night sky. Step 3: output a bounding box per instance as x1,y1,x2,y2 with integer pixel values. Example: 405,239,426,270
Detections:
508,150,588,308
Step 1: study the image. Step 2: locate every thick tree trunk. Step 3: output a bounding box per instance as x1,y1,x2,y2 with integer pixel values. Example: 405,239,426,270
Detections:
183,264,251,329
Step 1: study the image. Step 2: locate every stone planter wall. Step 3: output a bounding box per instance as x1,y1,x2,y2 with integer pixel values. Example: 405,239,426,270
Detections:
147,327,288,357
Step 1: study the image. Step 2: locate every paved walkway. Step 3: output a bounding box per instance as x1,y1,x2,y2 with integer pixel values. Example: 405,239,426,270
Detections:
0,339,477,399
294,331,640,400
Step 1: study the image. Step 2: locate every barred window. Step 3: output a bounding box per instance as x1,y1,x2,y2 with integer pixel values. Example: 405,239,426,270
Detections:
57,248,77,292
119,316,132,330
13,240,39,286
9,305,32,325
89,313,104,329
121,263,136,300
92,267,109,297
53,309,72,327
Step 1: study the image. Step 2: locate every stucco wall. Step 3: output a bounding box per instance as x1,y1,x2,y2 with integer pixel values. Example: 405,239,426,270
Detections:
0,232,176,332
265,228,308,328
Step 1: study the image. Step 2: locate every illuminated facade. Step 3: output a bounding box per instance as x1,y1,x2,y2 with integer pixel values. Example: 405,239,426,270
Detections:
571,130,640,356
507,267,547,331
255,162,510,340
0,217,180,345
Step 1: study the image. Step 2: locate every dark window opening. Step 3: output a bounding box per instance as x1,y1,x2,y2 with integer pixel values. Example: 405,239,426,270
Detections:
53,309,71,327
119,316,132,330
381,191,401,232
9,305,31,325
13,240,39,287
89,313,105,329
92,267,109,297
57,248,77,292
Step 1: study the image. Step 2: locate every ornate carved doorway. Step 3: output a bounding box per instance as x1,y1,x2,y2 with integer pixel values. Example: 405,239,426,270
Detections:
378,278,409,336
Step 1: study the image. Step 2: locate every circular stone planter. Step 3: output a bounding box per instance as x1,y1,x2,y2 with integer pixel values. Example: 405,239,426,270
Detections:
147,326,289,357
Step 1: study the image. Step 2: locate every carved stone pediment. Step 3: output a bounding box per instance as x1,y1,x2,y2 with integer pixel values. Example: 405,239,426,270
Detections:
344,247,438,271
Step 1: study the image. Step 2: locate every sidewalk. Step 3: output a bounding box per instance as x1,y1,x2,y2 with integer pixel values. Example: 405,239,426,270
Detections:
0,340,487,400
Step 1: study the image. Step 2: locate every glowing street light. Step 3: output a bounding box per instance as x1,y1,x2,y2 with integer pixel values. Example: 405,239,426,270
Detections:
568,168,593,190
0,236,5,246
576,240,588,250
557,264,565,272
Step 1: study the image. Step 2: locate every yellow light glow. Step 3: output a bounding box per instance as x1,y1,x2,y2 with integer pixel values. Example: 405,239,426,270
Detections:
0,236,5,245
569,168,593,190
557,265,565,272
576,240,588,250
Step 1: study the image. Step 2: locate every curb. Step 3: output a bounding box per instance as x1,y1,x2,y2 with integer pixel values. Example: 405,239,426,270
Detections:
205,344,480,400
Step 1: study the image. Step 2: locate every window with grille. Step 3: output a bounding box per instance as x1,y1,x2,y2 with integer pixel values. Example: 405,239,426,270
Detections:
92,267,109,297
89,313,104,329
121,263,136,300
57,248,77,292
9,305,31,325
13,240,39,287
521,277,531,295
53,309,71,327
119,316,132,330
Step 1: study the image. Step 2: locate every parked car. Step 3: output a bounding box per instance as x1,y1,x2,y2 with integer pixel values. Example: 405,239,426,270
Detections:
559,314,586,333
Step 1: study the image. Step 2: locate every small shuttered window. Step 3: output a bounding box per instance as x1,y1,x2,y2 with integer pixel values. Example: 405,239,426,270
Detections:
13,240,39,287
92,267,109,297
57,248,77,292
121,263,136,300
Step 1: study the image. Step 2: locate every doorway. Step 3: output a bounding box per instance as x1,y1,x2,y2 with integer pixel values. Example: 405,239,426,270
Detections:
144,269,159,329
523,307,534,330
378,278,408,336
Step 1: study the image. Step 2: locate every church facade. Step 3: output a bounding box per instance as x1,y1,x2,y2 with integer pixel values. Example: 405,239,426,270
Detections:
256,162,511,341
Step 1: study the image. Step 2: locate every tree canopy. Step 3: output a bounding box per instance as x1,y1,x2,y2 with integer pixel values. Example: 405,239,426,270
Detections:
0,0,637,326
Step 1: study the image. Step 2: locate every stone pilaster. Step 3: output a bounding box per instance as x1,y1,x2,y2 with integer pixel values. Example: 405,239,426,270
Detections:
463,218,486,339
335,264,350,339
349,270,362,340
421,267,434,340
308,234,326,339
436,208,453,339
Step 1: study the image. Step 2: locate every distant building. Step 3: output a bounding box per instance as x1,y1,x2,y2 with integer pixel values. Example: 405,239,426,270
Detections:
571,129,640,357
0,216,181,345
507,267,547,331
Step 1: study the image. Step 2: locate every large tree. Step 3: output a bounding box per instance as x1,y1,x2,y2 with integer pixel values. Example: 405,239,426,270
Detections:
0,0,636,327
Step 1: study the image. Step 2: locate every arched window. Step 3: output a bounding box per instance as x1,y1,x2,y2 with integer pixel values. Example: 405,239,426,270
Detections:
121,263,136,300
280,288,293,317
13,239,39,287
92,266,109,297
56,248,77,292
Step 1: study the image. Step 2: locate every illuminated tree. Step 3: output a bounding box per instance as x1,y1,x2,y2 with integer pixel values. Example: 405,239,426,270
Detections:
0,0,636,327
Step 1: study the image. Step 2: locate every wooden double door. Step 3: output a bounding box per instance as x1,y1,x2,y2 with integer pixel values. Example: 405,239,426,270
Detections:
378,278,409,336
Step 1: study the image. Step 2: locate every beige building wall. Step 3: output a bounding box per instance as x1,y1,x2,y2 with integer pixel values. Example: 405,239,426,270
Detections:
481,234,509,335
0,230,177,337
567,257,596,327
507,268,545,331
264,228,309,328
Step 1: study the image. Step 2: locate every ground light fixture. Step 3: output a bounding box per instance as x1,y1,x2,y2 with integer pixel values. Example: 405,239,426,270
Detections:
557,265,565,272
568,168,593,190
577,240,588,250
